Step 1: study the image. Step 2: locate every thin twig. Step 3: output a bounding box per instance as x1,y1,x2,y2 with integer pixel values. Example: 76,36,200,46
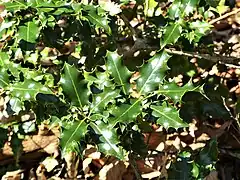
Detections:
165,48,240,66
129,153,143,180
209,8,240,25
119,13,138,38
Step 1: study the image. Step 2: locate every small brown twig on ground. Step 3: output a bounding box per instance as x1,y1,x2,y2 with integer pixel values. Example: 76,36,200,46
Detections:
165,48,240,66
209,8,240,25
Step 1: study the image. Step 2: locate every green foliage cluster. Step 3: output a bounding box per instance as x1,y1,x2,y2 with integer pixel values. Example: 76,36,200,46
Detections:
0,0,236,178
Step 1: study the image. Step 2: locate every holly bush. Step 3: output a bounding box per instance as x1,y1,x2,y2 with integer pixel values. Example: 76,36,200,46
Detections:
0,0,239,179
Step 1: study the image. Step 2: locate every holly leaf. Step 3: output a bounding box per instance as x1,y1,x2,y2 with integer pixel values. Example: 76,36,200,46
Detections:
86,11,111,34
168,0,181,19
137,51,171,95
8,79,53,101
90,88,120,114
90,121,126,160
61,120,88,152
18,21,40,43
3,0,28,11
161,23,182,48
144,0,161,17
110,99,142,126
158,81,197,103
182,0,199,16
106,51,132,95
151,103,188,129
0,68,9,88
9,97,23,114
199,139,218,166
60,63,90,108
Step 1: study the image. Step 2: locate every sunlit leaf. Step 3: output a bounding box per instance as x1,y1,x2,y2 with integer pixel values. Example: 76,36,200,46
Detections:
86,11,111,34
106,51,132,95
0,68,9,88
9,97,23,114
151,103,188,129
60,63,90,108
8,79,53,101
137,51,171,95
61,120,88,152
90,121,126,160
110,99,141,126
3,0,28,11
158,81,197,103
168,0,181,19
18,21,40,43
161,23,182,48
90,88,120,114
144,0,161,17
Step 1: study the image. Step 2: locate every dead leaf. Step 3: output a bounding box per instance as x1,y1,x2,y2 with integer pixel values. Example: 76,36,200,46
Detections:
97,159,129,180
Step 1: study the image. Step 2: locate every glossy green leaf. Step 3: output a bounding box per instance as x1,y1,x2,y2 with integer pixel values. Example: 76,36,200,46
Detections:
9,97,23,114
144,0,161,17
90,121,125,160
189,20,212,42
87,11,111,34
3,0,28,11
60,63,90,108
90,88,120,114
182,0,199,16
199,139,218,166
161,23,182,48
151,103,188,129
61,120,88,152
168,0,198,19
158,81,197,103
0,68,9,88
168,0,181,19
137,51,171,95
168,157,192,179
8,79,53,101
110,99,141,126
18,21,39,43
106,51,132,95
0,52,9,67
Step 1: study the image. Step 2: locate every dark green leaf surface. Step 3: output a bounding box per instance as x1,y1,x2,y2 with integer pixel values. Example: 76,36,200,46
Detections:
199,139,218,166
161,23,182,48
158,81,197,103
90,88,120,114
106,51,132,95
18,21,40,43
0,128,8,149
110,99,141,126
8,80,53,101
90,121,125,160
61,120,88,152
60,63,90,108
137,51,171,95
87,11,111,34
151,103,188,129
